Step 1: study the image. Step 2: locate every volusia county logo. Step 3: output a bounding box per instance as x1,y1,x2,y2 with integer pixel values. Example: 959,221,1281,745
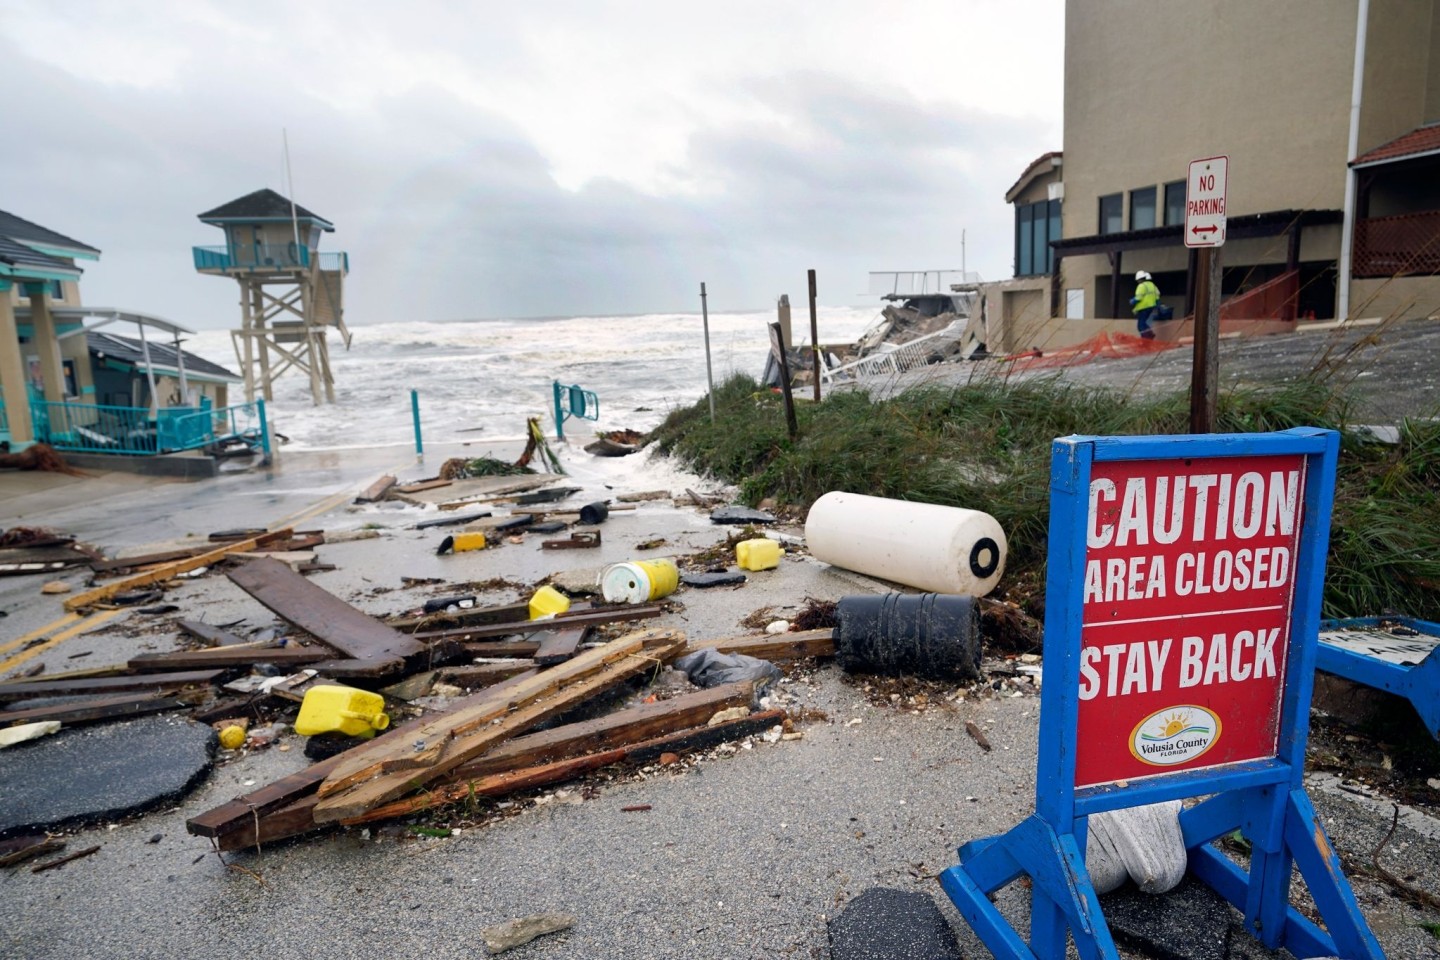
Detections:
1129,705,1221,766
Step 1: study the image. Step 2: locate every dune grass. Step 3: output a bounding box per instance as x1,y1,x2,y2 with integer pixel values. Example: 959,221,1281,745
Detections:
648,373,1440,620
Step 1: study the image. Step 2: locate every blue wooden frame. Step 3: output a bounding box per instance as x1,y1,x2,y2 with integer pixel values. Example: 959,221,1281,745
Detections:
1317,616,1440,741
939,428,1384,959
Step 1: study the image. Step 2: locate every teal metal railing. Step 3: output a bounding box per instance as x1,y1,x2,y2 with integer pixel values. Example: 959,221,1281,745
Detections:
32,400,270,458
193,245,350,273
552,380,599,440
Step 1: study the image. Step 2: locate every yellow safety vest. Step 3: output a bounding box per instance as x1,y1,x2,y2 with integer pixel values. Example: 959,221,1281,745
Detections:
1133,280,1160,314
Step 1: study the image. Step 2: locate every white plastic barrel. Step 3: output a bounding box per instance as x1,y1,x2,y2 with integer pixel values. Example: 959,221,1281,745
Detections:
804,492,1007,596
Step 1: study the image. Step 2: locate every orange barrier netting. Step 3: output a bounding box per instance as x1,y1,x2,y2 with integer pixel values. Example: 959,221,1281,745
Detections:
1006,331,1180,373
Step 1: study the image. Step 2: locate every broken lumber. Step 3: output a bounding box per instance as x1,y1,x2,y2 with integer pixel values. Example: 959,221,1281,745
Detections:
354,474,397,503
227,557,424,663
459,641,542,659
387,600,529,633
177,620,248,647
412,603,663,642
349,708,785,824
0,670,223,702
438,660,539,688
457,680,755,779
187,670,543,838
533,627,590,666
0,692,200,726
311,629,687,823
126,647,329,672
689,628,837,661
64,528,294,611
0,837,65,867
88,547,210,575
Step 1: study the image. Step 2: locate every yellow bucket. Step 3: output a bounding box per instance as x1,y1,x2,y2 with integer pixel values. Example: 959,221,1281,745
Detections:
528,584,571,620
735,538,785,571
601,558,679,604
295,684,391,738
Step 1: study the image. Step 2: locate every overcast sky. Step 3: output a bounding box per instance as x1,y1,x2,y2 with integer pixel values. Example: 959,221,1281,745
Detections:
1,1,1063,329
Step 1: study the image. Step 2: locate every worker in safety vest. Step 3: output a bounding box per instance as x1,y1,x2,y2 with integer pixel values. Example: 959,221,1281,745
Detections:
1130,270,1161,339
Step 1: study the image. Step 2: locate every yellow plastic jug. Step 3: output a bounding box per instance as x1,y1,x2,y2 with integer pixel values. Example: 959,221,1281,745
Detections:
735,538,785,571
295,685,391,737
438,531,487,555
529,584,572,620
601,558,679,604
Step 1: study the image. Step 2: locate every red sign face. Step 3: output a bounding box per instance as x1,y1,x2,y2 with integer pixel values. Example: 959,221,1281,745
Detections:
1074,454,1306,788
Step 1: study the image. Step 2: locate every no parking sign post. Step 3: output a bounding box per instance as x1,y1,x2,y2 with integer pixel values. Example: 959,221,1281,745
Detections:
939,428,1384,959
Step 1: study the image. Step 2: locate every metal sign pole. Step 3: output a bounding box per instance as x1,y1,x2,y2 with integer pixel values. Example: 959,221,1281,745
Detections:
700,282,715,424
808,269,820,403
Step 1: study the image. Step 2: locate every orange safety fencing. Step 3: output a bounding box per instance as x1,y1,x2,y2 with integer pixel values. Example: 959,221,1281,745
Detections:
1005,332,1180,373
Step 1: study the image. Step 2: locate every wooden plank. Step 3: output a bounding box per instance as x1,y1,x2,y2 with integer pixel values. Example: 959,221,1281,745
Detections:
215,795,327,851
349,708,785,824
306,657,403,678
413,510,491,530
177,620,248,647
354,474,397,503
64,528,294,611
689,628,837,661
459,641,541,659
1,692,198,726
387,601,530,633
413,604,663,642
89,547,209,574
186,670,542,838
227,557,424,662
311,629,687,823
127,647,329,672
457,681,754,778
0,670,223,702
437,660,538,688
392,478,451,494
533,627,590,666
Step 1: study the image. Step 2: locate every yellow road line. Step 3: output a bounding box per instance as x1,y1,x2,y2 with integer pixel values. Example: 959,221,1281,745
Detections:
0,612,82,658
0,608,123,676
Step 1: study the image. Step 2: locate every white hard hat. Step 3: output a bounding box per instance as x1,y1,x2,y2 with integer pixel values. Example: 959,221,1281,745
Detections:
1135,270,1151,281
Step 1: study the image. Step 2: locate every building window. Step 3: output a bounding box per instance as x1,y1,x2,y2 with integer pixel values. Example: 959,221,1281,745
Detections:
1130,187,1157,230
49,280,64,301
1163,180,1186,225
1015,198,1062,276
1099,193,1123,234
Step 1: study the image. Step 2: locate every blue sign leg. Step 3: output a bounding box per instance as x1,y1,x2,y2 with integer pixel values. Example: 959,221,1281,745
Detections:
552,380,565,440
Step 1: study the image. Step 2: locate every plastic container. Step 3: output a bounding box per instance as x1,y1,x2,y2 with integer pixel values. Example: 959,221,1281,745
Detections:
529,584,572,620
735,538,784,571
804,491,1006,595
437,531,487,555
295,685,392,737
578,501,610,524
601,558,679,604
834,593,982,681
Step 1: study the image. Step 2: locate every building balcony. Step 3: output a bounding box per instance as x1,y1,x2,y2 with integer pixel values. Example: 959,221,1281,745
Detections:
193,245,349,275
1353,210,1440,278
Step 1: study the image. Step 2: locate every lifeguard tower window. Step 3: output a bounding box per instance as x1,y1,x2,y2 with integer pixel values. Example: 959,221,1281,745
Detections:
1164,180,1186,225
1099,193,1123,234
1016,198,1061,276
1129,186,1156,230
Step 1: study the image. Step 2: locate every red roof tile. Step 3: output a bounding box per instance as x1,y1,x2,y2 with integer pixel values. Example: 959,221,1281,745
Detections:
1352,124,1440,167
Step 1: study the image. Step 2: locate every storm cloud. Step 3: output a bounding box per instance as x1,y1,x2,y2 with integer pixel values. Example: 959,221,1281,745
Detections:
0,1,1062,327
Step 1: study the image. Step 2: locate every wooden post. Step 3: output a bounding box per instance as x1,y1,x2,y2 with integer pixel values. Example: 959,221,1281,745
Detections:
769,322,798,440
776,294,793,351
1189,247,1222,433
700,282,715,423
808,269,821,402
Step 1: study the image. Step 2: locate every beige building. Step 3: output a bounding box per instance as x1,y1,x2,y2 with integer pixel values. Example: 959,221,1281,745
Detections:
984,0,1440,353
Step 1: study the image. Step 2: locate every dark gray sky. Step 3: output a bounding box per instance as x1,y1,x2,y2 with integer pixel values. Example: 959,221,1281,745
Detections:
0,1,1063,329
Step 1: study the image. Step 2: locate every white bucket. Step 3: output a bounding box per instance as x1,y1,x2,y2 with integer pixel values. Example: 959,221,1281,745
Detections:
804,491,1007,596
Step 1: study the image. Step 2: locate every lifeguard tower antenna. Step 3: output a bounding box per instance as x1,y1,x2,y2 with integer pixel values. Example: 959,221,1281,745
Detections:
192,188,350,405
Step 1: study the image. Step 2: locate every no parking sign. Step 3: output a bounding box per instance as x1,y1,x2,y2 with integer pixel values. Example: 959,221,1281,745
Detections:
940,429,1385,960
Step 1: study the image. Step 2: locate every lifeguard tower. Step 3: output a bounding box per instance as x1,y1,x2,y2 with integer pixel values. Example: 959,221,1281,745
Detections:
193,189,350,405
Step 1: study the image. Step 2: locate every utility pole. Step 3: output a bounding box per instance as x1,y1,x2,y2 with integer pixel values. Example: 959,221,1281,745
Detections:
808,269,820,402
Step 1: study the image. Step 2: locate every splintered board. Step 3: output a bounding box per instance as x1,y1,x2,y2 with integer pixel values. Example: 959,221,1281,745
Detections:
311,629,687,823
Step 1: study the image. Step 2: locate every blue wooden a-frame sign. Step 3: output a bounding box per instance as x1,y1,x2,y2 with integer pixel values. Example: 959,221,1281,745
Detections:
939,428,1384,959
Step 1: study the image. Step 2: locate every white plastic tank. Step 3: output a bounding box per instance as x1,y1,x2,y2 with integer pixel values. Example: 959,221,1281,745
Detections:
804,491,1007,596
